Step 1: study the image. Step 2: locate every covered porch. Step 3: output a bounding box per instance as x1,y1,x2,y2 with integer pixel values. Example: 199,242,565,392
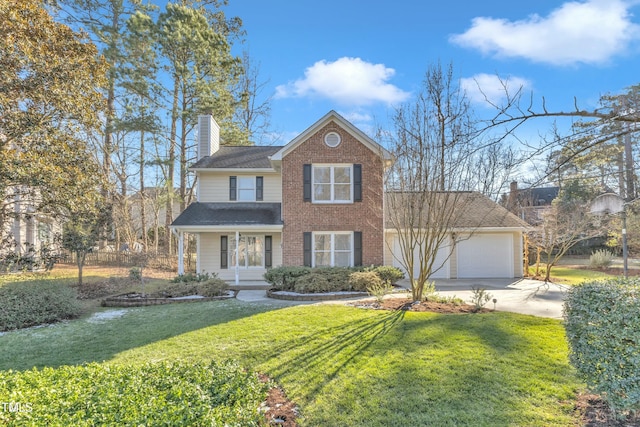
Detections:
170,202,283,284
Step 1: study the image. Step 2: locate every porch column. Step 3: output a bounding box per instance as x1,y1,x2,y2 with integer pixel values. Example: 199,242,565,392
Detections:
177,231,184,275
235,231,240,285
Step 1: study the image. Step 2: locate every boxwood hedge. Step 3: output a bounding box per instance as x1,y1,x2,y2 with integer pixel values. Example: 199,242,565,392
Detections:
0,280,82,332
564,278,640,416
0,360,269,426
264,265,404,293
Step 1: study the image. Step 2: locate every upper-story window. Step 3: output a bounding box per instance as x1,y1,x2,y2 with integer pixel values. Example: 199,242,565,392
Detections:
313,165,352,203
303,163,362,203
229,176,263,201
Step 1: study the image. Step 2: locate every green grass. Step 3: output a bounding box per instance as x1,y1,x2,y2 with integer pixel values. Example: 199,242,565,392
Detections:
529,266,614,285
0,299,582,426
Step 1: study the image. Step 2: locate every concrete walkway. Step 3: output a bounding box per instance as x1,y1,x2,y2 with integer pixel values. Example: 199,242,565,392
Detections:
235,278,569,319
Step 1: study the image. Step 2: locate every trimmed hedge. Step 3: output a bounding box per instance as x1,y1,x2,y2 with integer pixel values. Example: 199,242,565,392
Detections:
0,280,82,332
152,278,229,298
264,265,404,293
0,360,269,426
564,279,640,416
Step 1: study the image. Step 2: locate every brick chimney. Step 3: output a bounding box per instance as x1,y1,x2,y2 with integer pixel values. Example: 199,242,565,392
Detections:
507,181,518,213
197,115,220,159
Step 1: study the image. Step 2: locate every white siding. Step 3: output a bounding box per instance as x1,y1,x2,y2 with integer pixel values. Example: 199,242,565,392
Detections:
386,232,452,279
198,232,282,281
198,171,281,203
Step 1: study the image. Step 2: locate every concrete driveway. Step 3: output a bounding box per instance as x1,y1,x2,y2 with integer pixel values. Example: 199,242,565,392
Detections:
397,278,569,319
235,278,569,319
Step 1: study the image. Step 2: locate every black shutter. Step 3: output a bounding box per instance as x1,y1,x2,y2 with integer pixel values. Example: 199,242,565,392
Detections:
354,164,362,202
229,176,237,201
354,231,363,266
303,164,312,202
256,176,264,201
265,235,272,268
220,236,228,269
303,232,312,267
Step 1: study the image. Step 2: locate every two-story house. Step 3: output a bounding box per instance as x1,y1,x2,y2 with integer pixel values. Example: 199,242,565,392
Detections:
171,111,526,282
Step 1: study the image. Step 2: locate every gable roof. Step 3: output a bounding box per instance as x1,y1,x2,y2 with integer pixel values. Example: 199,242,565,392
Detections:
191,146,283,170
270,110,392,161
385,192,529,230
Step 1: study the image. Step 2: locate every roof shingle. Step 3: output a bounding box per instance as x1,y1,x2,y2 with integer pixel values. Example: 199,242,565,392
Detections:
171,202,282,227
191,146,284,169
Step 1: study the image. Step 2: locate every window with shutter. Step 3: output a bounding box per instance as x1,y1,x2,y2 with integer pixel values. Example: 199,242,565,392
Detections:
220,236,228,269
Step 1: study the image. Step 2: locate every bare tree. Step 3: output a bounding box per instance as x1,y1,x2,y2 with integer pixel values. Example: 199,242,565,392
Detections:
527,198,602,282
384,62,518,301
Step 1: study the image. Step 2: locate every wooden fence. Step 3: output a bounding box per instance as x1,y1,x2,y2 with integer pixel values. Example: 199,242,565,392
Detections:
58,250,196,271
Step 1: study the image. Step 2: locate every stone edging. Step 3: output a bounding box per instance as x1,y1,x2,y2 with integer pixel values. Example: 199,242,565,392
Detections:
266,289,369,301
102,290,238,307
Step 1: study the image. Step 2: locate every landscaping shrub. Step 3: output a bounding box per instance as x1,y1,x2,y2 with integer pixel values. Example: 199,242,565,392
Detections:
350,271,383,292
198,278,229,297
564,279,640,416
170,271,213,283
266,265,405,293
589,249,614,269
0,280,82,332
263,266,312,290
0,360,269,426
470,286,492,312
370,266,404,284
151,278,228,298
294,272,331,293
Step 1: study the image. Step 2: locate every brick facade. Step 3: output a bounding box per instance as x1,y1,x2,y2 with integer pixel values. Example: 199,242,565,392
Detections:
281,121,385,266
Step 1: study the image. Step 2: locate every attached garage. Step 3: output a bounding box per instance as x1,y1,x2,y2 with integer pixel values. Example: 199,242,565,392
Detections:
391,235,451,279
456,233,514,278
384,192,528,279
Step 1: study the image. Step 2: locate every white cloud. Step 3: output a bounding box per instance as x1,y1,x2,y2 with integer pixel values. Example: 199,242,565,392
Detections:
450,0,640,66
460,74,532,106
338,111,373,124
275,57,411,105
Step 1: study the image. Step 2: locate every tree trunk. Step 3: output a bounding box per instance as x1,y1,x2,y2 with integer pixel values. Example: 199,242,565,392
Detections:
165,76,179,255
77,252,86,287
139,130,148,250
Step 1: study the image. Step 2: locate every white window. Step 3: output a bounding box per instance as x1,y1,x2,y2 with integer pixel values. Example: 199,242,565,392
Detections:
313,232,352,267
230,235,264,268
237,177,255,201
313,165,352,203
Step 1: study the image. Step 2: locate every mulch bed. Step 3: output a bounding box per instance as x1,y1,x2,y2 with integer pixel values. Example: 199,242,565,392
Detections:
351,297,490,314
259,375,299,427
575,393,640,426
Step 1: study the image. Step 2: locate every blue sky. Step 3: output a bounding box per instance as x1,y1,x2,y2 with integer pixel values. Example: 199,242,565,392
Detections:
224,0,640,146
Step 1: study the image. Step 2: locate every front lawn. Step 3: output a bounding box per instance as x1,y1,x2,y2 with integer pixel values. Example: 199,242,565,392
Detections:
528,265,615,285
0,299,582,426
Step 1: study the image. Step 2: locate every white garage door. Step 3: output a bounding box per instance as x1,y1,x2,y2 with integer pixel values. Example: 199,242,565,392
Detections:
457,234,513,278
392,236,451,279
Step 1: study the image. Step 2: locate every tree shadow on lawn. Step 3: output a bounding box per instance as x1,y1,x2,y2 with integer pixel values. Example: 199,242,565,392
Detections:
0,299,293,371
262,310,578,426
353,313,576,426
256,309,406,401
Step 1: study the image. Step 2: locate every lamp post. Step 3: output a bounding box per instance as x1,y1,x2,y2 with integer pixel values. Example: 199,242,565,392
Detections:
590,193,628,278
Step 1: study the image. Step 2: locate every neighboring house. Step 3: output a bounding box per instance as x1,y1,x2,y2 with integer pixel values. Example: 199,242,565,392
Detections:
2,187,59,256
171,111,527,282
504,181,559,225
